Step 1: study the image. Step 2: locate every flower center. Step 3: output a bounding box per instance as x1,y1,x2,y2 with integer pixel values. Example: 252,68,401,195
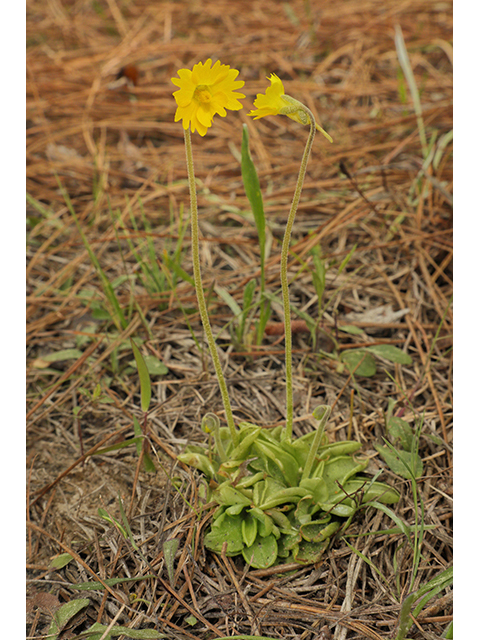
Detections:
193,85,212,104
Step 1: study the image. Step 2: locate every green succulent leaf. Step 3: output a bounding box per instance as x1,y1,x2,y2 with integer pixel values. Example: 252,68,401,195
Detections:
293,538,329,564
317,440,363,459
299,478,329,504
323,455,369,491
277,530,302,558
36,348,84,364
242,534,278,569
214,483,252,507
71,576,155,591
179,401,404,568
242,513,258,547
253,440,299,487
204,512,245,555
228,425,263,460
248,508,275,537
236,471,266,489
319,499,356,518
225,503,247,516
291,436,361,469
338,324,364,336
343,478,401,504
249,454,286,485
176,452,217,479
257,486,309,510
163,538,179,586
294,495,328,525
300,520,340,543
265,508,297,534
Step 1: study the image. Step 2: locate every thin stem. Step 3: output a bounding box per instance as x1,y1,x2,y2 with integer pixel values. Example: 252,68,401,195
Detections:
282,110,316,441
183,129,238,445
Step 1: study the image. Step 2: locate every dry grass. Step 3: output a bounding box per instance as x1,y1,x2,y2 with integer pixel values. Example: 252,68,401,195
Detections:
27,1,452,638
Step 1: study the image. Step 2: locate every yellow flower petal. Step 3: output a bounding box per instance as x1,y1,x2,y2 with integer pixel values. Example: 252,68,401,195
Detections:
248,73,333,142
172,59,245,136
248,73,286,119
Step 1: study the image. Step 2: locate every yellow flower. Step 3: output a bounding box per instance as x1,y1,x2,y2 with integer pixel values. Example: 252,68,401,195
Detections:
248,73,332,143
248,73,289,119
172,59,245,136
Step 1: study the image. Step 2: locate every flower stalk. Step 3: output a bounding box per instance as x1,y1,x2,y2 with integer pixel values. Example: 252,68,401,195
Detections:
172,59,244,445
248,74,331,442
173,63,331,447
183,128,238,445
281,106,316,441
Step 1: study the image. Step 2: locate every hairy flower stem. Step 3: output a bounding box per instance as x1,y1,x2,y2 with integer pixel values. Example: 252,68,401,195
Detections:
184,129,238,445
282,109,316,442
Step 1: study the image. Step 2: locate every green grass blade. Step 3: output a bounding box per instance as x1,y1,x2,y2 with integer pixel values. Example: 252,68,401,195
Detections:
337,243,357,276
367,501,412,545
215,285,242,313
341,537,391,587
163,538,179,586
240,278,257,341
71,575,156,591
117,493,138,550
256,296,271,344
58,180,127,330
395,592,417,640
94,436,143,456
131,339,151,413
163,250,194,286
241,124,266,288
412,565,453,606
133,415,156,473
395,24,428,157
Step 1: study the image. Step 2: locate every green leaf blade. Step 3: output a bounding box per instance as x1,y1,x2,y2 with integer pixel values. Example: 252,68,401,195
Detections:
341,350,377,377
48,598,90,638
366,344,412,365
241,124,266,272
130,339,152,412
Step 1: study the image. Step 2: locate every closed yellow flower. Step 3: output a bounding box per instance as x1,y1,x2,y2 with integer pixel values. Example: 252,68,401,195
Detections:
248,73,332,142
248,73,288,119
172,59,245,136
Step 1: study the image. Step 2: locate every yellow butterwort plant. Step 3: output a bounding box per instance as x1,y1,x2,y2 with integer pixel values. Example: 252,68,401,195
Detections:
172,59,245,445
172,67,401,570
248,73,333,442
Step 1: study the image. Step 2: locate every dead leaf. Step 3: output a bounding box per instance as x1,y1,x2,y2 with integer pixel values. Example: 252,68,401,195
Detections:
343,304,410,324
